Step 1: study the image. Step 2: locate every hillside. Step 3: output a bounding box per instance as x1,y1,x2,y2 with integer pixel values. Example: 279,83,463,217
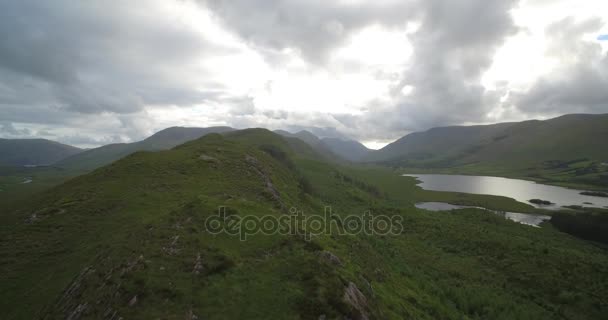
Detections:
0,138,82,166
275,130,370,161
274,129,343,161
321,138,371,161
1,129,607,319
365,122,515,164
367,114,608,188
56,126,234,171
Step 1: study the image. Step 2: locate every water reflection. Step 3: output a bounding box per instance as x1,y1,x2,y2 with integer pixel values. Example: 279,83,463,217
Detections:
414,202,551,227
406,174,608,209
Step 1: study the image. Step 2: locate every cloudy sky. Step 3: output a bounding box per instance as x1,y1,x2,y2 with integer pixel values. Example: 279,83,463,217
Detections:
0,0,607,148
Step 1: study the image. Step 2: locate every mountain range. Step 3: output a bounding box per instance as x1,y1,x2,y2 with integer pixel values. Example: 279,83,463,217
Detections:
1,113,607,188
367,113,608,167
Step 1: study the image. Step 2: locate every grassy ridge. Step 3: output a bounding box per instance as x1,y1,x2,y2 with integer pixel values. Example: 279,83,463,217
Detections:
1,129,607,319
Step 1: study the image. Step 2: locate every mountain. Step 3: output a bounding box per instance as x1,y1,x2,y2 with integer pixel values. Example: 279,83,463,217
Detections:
274,130,340,160
366,113,608,188
364,122,515,165
275,130,370,161
56,126,234,171
321,137,371,161
0,138,82,166
370,114,608,165
2,128,607,319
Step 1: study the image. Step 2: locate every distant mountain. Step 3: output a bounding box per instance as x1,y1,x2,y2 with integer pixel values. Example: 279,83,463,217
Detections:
0,138,82,166
56,126,234,171
274,130,370,161
364,122,515,165
274,130,339,160
321,137,371,161
367,114,608,167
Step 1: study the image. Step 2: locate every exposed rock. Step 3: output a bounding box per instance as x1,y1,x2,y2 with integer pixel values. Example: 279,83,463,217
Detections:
244,154,284,209
66,303,88,320
25,213,39,224
319,250,343,267
193,252,203,274
199,154,218,162
163,236,180,255
343,282,369,320
187,308,199,320
128,295,138,307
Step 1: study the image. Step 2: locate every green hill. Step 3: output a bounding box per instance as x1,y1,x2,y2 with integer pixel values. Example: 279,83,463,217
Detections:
2,129,607,319
56,126,234,172
0,138,82,166
367,114,608,188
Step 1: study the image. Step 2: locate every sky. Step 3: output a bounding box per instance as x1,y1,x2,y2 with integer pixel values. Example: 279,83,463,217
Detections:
0,0,607,149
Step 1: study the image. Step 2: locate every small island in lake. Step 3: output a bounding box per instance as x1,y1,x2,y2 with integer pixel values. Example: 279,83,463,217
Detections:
529,199,554,205
580,191,608,198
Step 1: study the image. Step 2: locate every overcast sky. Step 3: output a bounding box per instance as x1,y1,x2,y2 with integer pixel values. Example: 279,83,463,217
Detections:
0,0,607,148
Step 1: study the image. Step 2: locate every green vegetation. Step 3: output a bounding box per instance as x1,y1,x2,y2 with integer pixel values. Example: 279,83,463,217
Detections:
0,165,83,211
529,199,554,206
1,129,607,319
55,126,235,172
550,207,608,244
580,191,608,197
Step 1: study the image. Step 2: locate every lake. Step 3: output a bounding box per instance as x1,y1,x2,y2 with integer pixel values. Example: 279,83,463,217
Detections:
415,202,551,227
406,174,608,209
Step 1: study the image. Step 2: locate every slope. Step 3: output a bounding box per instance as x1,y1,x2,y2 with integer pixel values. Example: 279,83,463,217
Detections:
0,138,82,166
55,126,234,172
321,137,371,161
275,129,369,162
368,113,608,188
1,129,607,319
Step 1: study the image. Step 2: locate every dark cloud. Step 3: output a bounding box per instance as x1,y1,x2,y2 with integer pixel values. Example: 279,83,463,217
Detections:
0,0,230,115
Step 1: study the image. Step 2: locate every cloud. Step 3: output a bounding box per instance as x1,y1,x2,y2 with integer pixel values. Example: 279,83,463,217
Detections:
0,122,31,137
199,0,417,64
0,0,242,144
509,17,608,115
0,1,224,115
341,0,519,140
1,0,607,148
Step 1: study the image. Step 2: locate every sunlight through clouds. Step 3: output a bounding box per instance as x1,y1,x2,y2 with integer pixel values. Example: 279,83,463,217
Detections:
0,0,606,147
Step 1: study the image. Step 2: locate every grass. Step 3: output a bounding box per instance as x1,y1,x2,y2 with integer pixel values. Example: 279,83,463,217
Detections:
1,129,607,319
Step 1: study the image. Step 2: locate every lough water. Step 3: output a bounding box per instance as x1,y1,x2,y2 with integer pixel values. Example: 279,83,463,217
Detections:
407,174,608,209
415,202,551,227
